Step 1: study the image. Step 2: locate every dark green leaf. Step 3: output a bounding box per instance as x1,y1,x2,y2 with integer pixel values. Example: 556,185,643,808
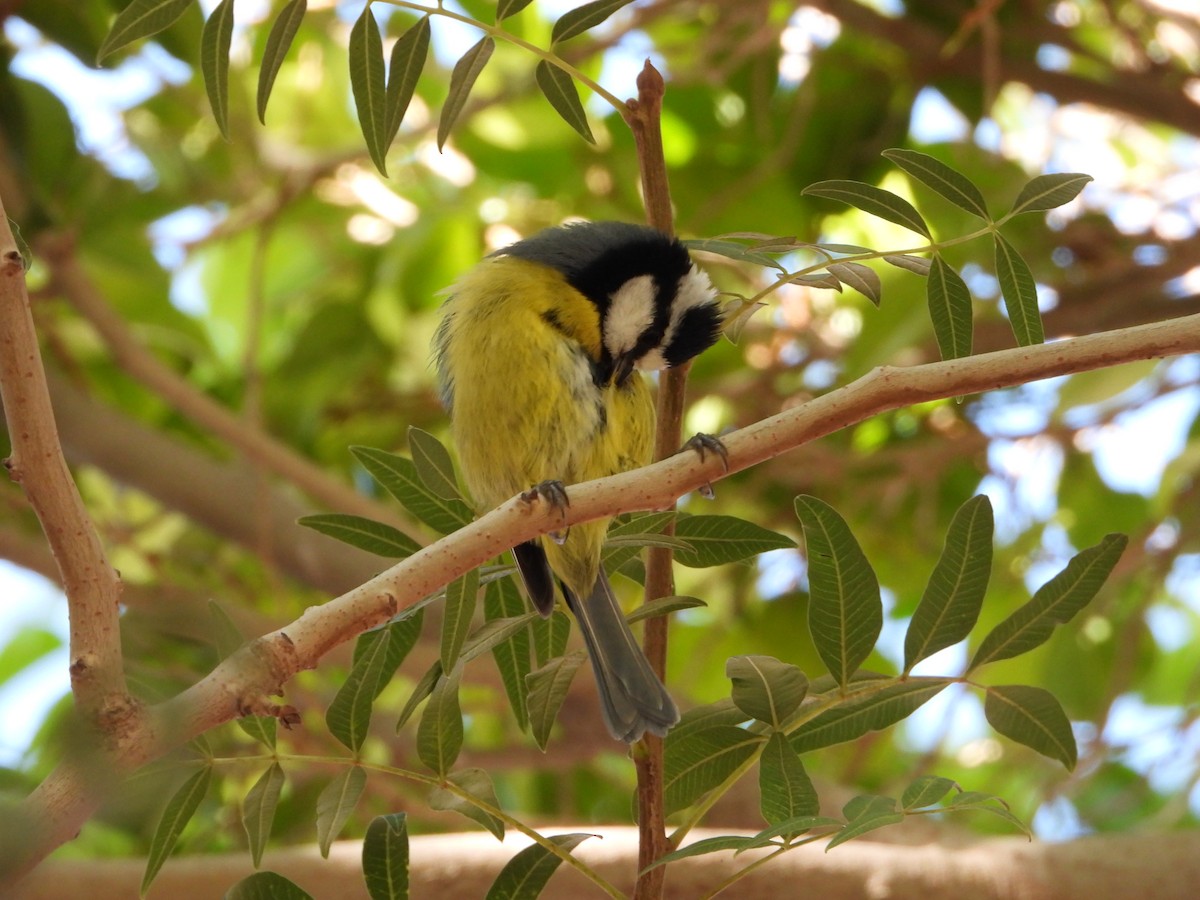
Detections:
316,767,366,857
142,766,212,893
298,513,423,558
726,655,807,728
243,763,286,868
969,534,1127,671
396,659,442,731
535,60,594,142
904,495,993,672
428,768,505,840
985,685,1077,770
257,0,306,123
385,16,431,144
947,792,1031,836
352,447,474,534
900,775,957,810
927,254,973,360
625,595,707,625
826,795,903,849
417,667,463,776
225,871,313,900
438,37,495,151
828,261,881,306
759,733,818,830
408,426,460,501
684,237,787,270
98,0,194,62
328,624,393,752
668,697,749,742
794,496,882,687
531,610,570,668
791,678,951,753
349,5,389,174
485,833,594,899
753,816,841,843
994,233,1045,346
551,0,635,43
1008,173,1093,216
497,0,537,21
525,650,587,750
441,569,479,672
237,715,277,749
802,180,931,238
882,148,990,219
664,725,764,815
199,0,234,139
363,813,409,900
644,835,765,870
884,254,932,276
483,577,533,730
674,515,793,568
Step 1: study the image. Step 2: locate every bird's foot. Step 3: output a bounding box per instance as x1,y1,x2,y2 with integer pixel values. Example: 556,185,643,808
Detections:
521,480,571,543
679,433,728,499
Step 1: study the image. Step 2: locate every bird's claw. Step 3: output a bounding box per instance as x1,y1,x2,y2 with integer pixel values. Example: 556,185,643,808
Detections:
680,433,728,500
521,480,571,542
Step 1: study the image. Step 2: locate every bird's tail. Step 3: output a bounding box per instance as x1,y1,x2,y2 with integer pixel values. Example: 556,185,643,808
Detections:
565,571,680,743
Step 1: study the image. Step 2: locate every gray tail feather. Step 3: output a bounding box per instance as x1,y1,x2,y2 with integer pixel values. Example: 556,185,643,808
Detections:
564,571,680,743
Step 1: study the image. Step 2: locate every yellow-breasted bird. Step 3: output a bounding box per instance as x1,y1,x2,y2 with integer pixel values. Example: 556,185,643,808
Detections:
434,221,722,742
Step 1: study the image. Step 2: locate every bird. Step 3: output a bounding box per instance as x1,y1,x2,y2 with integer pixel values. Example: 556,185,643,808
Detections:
433,220,723,742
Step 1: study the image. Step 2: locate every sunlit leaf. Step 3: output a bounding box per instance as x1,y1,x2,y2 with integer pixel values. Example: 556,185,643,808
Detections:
363,813,409,900
485,833,594,899
927,254,973,360
142,766,212,893
985,684,1077,770
199,0,234,139
1008,173,1093,216
802,180,931,238
883,148,990,219
551,0,635,43
257,0,306,123
438,37,495,151
316,767,366,858
535,60,594,142
994,233,1045,346
497,0,537,21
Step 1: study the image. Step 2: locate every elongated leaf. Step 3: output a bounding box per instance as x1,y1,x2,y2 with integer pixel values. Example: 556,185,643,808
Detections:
684,238,787,271
243,763,286,868
753,816,841,843
664,725,764,814
884,254,932,276
535,60,594,142
673,515,793,568
363,813,409,900
385,16,430,144
968,534,1127,671
417,667,463,776
497,0,537,21
328,625,393,752
994,233,1045,346
226,871,313,900
408,426,460,501
531,610,571,668
551,0,635,42
0,628,59,685
396,659,442,730
428,768,505,840
985,684,1077,769
826,795,903,849
142,766,212,893
883,148,990,219
352,446,473,534
791,677,951,753
486,833,594,900
1008,173,1093,216
200,0,234,139
257,0,306,123
299,513,423,558
794,496,881,687
645,835,765,870
525,650,587,750
759,733,818,830
98,0,194,61
355,608,425,670
669,697,749,741
438,37,494,151
208,598,244,659
625,595,706,624
948,791,1031,835
350,5,389,174
441,568,479,672
828,261,881,306
802,180,931,238
726,655,807,728
483,577,532,730
903,495,993,672
900,775,957,810
316,767,366,857
237,714,277,749
927,254,973,360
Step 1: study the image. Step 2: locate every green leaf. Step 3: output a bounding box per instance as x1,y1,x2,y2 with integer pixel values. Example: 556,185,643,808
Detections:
625,595,707,625
802,180,931,238
1008,173,1093,216
0,627,61,685
525,650,587,751
349,5,389,175
242,763,286,868
142,766,212,894
428,768,505,840
396,659,442,731
98,0,194,62
645,835,766,870
759,733,818,830
684,238,787,271
534,60,594,143
208,599,245,660
237,715,277,749
328,623,394,752
438,37,495,151
441,568,479,672
985,684,1077,770
497,0,537,21
664,725,764,815
994,233,1045,346
352,447,474,535
791,677,951,753
483,577,533,730
385,16,430,144
827,261,881,306
903,495,993,672
794,496,882,687
298,513,423,558
926,254,973,360
316,767,366,857
531,610,570,668
669,697,749,741
485,833,594,899
726,655,808,729
417,667,463,776
968,533,1127,672
199,0,234,139
225,871,313,900
947,791,1031,836
551,0,635,42
363,813,409,900
884,254,932,276
753,816,841,843
257,0,306,123
826,795,903,849
900,775,957,810
673,515,793,568
408,426,460,501
882,148,990,220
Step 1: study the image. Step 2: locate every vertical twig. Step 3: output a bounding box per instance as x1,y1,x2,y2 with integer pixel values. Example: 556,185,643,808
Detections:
623,59,685,900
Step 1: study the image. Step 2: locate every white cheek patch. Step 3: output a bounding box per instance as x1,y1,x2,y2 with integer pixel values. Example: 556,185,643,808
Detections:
647,266,717,367
604,274,657,356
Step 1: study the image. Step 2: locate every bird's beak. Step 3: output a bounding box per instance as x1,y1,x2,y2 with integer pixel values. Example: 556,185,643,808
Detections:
612,354,636,387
